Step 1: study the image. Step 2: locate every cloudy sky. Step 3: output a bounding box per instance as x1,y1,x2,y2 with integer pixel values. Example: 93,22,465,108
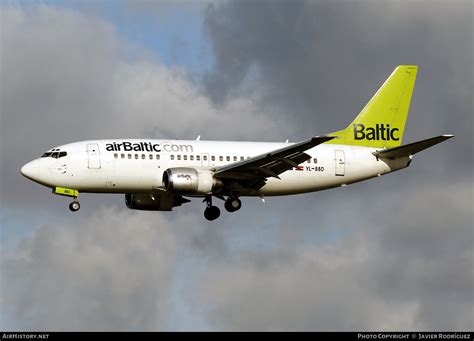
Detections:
0,0,472,331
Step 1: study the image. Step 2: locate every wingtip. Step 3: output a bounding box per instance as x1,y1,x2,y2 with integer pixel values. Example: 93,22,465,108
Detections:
442,134,454,138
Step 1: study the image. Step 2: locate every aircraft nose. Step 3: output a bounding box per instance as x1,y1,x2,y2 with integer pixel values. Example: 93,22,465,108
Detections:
21,159,40,181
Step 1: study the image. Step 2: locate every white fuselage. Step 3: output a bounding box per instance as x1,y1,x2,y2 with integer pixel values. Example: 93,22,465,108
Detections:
26,139,410,196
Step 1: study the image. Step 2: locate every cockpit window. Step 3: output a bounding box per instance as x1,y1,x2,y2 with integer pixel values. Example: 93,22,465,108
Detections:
41,151,67,158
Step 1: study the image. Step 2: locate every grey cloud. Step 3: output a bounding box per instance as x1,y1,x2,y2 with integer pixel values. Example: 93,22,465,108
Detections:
0,5,284,209
367,183,473,330
0,2,472,332
0,6,283,327
127,0,209,16
203,0,473,169
200,236,423,331
199,182,473,331
1,207,177,331
197,3,473,327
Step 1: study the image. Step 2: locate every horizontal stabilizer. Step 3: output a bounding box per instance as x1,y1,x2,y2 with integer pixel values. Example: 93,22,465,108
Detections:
373,135,454,159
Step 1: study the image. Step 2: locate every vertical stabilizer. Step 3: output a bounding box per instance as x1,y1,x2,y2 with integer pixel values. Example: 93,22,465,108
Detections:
327,65,418,148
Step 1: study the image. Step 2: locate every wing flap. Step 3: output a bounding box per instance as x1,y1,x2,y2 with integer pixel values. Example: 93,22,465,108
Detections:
214,136,335,189
373,135,454,159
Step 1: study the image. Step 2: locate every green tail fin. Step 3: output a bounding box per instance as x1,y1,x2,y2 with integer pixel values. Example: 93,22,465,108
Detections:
327,65,418,148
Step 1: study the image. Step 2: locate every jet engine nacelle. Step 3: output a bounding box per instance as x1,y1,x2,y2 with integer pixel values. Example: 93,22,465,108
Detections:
125,193,184,211
162,168,223,195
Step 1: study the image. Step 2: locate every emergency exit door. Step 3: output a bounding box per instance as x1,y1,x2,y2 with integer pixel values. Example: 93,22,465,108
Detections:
334,150,345,176
87,143,101,169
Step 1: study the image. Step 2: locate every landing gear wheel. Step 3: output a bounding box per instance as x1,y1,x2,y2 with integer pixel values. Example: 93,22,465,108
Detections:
69,201,80,212
225,197,242,212
204,206,220,221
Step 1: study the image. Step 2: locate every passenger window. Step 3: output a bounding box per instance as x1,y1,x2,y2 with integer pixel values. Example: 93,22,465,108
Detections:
211,156,215,161
114,153,118,159
203,155,207,161
233,156,237,161
141,154,145,159
183,155,187,161
171,155,175,160
177,155,181,160
135,154,138,159
190,155,194,161
156,154,160,160
313,158,318,164
197,155,201,161
128,154,132,159
240,156,244,161
121,154,125,159
226,156,230,161
219,156,223,161
149,154,153,160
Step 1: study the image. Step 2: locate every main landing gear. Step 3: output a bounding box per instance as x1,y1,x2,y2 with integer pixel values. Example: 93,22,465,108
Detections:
203,196,242,220
224,197,242,212
204,196,220,221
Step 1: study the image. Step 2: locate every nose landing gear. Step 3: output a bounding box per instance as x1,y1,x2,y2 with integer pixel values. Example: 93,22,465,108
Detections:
52,187,80,212
69,200,80,212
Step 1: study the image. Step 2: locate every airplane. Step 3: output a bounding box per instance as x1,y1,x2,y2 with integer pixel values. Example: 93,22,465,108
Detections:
21,65,453,220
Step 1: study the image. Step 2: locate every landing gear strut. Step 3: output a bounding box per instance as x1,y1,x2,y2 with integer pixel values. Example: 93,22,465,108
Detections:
69,198,80,212
225,197,242,212
52,187,81,212
204,196,220,221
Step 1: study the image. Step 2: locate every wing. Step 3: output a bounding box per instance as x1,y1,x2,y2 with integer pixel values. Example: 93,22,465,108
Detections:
213,135,335,191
